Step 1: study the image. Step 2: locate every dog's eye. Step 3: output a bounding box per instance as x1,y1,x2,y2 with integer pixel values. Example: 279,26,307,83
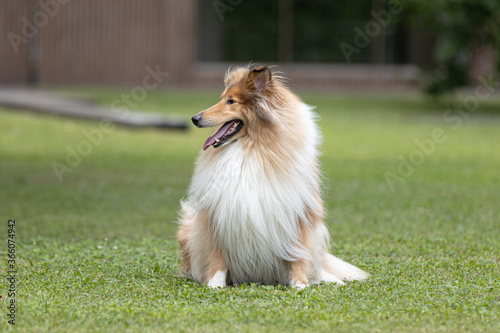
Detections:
226,99,236,105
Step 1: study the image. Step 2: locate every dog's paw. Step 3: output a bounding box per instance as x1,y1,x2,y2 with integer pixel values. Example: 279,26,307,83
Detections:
291,280,309,290
207,270,227,289
207,280,226,289
293,282,308,290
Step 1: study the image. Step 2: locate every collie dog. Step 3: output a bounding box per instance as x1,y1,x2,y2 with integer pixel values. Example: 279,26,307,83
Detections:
177,65,368,288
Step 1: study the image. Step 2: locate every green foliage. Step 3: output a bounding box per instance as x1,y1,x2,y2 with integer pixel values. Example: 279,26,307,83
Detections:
220,0,373,62
408,0,500,95
1,89,500,332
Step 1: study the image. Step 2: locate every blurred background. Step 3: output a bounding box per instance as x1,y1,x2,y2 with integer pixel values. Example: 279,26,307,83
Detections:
1,0,498,93
2,3,499,330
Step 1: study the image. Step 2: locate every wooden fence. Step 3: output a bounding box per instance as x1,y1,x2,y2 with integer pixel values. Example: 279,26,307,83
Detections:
1,0,31,84
0,0,198,86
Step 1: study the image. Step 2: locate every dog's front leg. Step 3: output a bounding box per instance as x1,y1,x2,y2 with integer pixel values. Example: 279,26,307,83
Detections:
206,247,228,289
289,259,309,289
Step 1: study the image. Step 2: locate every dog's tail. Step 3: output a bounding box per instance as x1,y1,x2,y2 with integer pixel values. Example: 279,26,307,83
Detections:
323,253,369,282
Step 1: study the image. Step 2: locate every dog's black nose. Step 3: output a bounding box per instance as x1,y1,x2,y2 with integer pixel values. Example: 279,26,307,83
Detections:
191,115,202,126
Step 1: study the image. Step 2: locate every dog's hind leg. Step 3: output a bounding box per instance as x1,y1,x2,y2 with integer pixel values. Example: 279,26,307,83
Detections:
177,202,196,277
178,203,229,288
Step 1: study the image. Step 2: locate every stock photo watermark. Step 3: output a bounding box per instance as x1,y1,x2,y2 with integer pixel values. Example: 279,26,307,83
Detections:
8,0,72,53
339,0,408,63
213,0,243,21
6,219,17,325
51,65,169,188
385,74,499,191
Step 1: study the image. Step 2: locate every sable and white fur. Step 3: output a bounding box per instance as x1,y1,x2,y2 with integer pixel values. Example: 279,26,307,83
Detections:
177,64,368,288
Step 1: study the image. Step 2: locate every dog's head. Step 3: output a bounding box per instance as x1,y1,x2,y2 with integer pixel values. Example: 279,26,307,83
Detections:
192,65,277,151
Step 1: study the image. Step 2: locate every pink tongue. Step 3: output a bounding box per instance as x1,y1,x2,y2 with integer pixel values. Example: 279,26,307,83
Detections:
202,121,236,150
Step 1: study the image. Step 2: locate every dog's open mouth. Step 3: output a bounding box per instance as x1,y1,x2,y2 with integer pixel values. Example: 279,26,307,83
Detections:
203,120,243,150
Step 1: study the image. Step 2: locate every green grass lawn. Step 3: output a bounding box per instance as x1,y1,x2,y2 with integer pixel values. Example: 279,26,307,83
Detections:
1,88,499,332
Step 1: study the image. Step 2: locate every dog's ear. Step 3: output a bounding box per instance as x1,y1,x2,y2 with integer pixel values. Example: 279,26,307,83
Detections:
249,65,272,93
